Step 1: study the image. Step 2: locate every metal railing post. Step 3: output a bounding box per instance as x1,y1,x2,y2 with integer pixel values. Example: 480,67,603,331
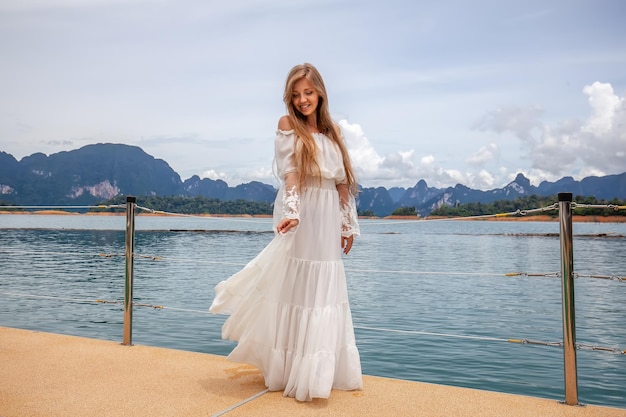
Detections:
123,196,136,346
558,192,578,405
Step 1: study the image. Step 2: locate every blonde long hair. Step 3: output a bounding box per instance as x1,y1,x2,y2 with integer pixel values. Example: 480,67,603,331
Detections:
283,63,358,194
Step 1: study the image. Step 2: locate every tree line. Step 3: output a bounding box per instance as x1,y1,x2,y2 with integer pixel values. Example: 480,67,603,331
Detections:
91,195,274,215
426,195,626,217
2,194,624,218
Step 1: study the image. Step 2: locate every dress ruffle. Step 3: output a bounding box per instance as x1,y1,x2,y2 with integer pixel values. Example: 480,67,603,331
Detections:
210,231,362,401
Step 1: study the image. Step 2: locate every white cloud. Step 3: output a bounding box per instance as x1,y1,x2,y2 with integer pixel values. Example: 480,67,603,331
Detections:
466,143,499,165
200,166,276,188
340,87,624,190
409,156,472,189
245,167,276,186
477,169,496,188
582,81,622,136
474,105,543,142
431,168,466,187
200,169,229,182
421,155,435,165
476,81,626,185
339,119,420,187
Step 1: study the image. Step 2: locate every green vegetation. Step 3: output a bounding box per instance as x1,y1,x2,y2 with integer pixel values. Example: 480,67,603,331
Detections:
4,193,625,218
430,195,626,217
92,195,273,215
391,206,417,216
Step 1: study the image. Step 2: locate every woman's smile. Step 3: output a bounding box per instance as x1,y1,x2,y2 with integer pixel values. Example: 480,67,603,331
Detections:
292,77,319,118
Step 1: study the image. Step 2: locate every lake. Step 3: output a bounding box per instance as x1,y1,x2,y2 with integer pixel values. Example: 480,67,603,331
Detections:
0,213,624,408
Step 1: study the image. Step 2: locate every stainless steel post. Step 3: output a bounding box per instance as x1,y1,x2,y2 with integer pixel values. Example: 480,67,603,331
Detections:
123,196,136,346
558,192,578,405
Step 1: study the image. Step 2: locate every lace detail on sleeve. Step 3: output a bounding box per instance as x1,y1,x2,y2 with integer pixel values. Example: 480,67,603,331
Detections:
275,130,301,224
337,183,360,237
282,180,300,221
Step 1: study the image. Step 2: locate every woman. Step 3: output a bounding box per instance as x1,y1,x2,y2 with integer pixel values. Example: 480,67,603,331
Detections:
209,63,362,402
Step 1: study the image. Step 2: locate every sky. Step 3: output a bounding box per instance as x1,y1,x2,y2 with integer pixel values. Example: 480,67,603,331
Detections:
1,0,625,191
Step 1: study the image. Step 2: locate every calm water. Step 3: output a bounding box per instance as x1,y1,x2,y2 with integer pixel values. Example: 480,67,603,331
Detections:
0,214,625,408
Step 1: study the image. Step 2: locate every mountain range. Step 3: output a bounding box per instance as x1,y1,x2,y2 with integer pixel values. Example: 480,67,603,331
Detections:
1,143,625,216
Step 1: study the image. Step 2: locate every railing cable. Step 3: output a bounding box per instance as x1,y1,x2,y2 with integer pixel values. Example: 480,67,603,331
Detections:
2,204,125,210
2,291,624,355
135,205,272,225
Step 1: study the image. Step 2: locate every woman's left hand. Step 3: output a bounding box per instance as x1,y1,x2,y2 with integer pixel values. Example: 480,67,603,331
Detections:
277,218,299,234
342,235,354,255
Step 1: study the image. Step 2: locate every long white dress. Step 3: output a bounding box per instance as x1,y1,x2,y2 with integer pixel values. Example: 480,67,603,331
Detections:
209,129,362,402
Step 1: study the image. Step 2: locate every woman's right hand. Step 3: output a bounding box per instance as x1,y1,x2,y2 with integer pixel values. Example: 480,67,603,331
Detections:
277,218,299,234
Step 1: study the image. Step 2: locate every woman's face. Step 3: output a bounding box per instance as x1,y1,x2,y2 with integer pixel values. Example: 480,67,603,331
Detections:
291,77,319,118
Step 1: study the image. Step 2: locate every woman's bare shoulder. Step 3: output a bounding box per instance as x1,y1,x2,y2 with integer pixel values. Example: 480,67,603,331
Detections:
278,115,292,130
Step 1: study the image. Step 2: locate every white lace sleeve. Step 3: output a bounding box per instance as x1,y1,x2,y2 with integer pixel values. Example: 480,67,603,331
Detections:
337,182,360,237
275,130,300,221
282,174,300,221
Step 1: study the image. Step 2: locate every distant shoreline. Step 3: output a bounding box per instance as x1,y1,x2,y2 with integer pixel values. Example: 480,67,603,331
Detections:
1,210,625,223
414,214,626,223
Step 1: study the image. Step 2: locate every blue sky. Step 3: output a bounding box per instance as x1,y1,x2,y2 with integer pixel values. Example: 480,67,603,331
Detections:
1,0,625,190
